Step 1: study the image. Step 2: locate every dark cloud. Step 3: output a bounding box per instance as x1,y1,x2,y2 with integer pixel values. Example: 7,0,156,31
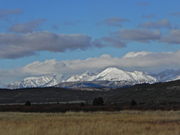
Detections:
100,17,130,27
161,29,180,44
0,32,93,59
0,9,22,19
93,28,161,47
9,19,46,33
0,30,130,59
93,29,161,48
139,19,171,29
115,29,161,43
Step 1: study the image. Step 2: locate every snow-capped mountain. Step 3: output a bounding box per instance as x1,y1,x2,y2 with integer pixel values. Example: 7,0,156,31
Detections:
57,67,157,89
65,67,157,84
172,76,180,81
8,74,58,89
7,67,157,89
152,69,180,82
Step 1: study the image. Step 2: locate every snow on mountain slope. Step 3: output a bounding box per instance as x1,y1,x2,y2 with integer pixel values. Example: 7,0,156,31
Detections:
94,67,132,81
7,67,157,89
172,76,180,81
152,69,180,82
8,74,58,89
65,67,157,84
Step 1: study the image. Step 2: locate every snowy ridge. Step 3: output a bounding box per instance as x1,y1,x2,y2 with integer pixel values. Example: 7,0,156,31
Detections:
152,69,180,82
8,74,58,89
8,67,159,89
65,67,157,84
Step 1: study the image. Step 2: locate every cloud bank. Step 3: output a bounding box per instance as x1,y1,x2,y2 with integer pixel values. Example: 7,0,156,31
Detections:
1,28,180,59
22,51,180,75
0,32,93,58
2,51,180,86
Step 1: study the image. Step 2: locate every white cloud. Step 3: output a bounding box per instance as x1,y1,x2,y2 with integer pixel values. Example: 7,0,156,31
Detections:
22,50,180,74
123,51,152,58
22,59,58,75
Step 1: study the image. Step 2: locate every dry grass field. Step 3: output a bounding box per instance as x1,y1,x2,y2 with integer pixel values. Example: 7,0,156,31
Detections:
0,111,179,135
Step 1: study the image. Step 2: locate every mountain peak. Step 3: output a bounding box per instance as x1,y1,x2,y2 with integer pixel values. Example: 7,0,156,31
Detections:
8,67,158,89
101,67,124,72
65,67,156,84
96,67,129,81
102,67,129,74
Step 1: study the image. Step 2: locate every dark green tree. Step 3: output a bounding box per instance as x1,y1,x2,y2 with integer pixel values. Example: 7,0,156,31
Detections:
25,100,31,106
93,97,104,106
131,99,137,106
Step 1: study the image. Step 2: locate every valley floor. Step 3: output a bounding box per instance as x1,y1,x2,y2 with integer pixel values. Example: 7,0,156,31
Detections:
0,111,179,135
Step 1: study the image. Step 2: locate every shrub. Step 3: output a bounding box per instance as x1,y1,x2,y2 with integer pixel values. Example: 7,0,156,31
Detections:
131,99,137,106
25,101,31,106
93,97,104,106
80,102,85,106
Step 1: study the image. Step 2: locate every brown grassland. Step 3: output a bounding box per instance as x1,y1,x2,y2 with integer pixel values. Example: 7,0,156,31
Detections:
0,111,179,135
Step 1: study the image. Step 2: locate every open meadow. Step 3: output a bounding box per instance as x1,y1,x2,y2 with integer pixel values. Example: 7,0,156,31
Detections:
0,111,179,135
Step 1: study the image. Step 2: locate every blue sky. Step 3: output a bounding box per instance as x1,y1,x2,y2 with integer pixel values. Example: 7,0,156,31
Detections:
1,0,180,85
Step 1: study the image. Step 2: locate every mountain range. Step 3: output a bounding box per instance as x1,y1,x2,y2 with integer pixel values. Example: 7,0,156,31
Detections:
8,75,58,89
153,69,180,82
7,67,180,89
